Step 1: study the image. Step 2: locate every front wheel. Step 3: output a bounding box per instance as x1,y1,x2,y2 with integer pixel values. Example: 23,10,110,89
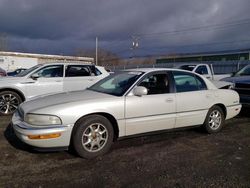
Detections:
0,91,22,116
203,105,225,134
72,115,114,159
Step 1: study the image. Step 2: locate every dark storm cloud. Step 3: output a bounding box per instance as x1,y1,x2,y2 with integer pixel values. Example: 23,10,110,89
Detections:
0,0,250,56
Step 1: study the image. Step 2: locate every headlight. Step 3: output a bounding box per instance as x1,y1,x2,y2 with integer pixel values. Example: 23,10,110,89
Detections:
24,114,62,126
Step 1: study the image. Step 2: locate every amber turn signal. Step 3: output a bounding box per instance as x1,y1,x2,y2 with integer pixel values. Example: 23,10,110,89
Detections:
28,133,61,139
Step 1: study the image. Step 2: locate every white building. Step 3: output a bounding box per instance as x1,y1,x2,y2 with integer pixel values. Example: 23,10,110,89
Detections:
0,51,94,71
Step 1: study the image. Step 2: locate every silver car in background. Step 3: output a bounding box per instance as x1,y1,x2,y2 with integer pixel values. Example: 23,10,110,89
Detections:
12,68,241,158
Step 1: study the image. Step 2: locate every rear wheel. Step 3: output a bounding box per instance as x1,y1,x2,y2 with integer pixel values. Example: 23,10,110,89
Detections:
203,105,225,133
0,91,22,115
72,115,114,159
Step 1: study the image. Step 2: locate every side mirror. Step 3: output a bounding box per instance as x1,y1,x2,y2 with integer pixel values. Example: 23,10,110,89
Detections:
133,86,148,96
30,73,40,80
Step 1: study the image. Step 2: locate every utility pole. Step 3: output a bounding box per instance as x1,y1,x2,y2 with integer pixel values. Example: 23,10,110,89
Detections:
96,37,98,65
128,36,139,66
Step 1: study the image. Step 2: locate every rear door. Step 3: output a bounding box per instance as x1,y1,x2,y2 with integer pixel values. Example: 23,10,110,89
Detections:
63,65,100,92
172,71,214,128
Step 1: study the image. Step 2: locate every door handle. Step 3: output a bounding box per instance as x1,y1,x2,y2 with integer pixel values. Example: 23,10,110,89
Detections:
55,80,62,82
166,98,173,103
20,82,36,84
206,94,212,98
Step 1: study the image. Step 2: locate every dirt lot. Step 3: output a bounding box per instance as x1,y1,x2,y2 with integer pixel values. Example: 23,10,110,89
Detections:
0,110,250,188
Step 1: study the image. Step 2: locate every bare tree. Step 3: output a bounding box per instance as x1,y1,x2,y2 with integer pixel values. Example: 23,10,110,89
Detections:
75,48,124,66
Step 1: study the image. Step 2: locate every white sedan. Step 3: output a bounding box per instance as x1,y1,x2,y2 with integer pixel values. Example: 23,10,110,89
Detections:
12,68,241,158
0,63,109,115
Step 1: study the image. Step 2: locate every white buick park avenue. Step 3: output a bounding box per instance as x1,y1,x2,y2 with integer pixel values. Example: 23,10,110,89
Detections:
0,63,109,115
12,68,241,158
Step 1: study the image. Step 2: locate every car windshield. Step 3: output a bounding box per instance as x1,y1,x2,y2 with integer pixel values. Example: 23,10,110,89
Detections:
88,71,144,96
235,65,250,76
179,65,196,71
16,64,43,77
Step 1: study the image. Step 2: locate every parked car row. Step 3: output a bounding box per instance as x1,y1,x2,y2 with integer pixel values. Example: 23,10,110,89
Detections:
0,63,109,115
12,68,241,158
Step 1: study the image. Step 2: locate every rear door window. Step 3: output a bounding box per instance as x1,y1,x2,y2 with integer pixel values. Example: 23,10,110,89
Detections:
173,71,207,92
65,65,92,77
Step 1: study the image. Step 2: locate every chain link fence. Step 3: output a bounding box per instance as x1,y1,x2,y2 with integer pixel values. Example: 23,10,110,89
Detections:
107,60,250,74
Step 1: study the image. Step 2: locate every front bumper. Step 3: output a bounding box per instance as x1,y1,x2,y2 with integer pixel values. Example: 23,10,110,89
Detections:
12,111,74,148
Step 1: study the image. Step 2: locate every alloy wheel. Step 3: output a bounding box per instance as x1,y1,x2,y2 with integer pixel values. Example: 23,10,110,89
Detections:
81,123,108,152
208,110,222,130
0,93,19,115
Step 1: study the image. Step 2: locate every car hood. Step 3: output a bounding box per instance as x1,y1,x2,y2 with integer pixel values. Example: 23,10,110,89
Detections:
222,76,250,84
0,76,26,83
20,89,114,114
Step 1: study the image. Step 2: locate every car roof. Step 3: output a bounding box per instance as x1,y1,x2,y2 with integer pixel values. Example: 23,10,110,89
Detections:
41,62,94,66
126,67,191,73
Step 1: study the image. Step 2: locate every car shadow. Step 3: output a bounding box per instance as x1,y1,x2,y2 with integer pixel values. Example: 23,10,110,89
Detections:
4,123,80,157
112,127,206,151
237,107,250,118
4,123,40,153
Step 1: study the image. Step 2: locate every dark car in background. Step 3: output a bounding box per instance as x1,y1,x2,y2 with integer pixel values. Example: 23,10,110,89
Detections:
7,68,27,76
0,67,7,77
222,65,250,107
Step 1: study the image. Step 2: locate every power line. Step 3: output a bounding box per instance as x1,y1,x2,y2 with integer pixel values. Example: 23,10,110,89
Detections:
99,39,250,62
135,38,250,54
100,17,250,59
135,18,250,38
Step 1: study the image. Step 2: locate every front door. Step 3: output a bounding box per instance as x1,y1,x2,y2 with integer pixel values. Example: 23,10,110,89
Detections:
125,72,176,136
25,64,64,99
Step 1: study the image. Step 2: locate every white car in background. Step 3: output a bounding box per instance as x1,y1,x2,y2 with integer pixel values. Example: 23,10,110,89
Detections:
12,68,241,158
0,63,109,115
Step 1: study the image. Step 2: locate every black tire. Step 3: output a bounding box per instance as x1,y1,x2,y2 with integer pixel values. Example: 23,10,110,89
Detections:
203,105,225,134
0,91,22,116
72,115,114,159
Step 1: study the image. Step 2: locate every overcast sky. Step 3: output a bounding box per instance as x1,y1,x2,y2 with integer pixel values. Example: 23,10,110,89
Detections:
0,0,250,58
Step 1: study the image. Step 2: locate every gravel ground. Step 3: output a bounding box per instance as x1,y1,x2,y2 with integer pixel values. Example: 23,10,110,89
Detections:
0,109,250,188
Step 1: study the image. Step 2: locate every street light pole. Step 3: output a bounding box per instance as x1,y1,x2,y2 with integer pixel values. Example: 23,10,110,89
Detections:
96,37,98,65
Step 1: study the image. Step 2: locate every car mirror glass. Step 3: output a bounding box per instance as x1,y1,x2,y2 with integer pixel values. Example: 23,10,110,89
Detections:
133,86,148,96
